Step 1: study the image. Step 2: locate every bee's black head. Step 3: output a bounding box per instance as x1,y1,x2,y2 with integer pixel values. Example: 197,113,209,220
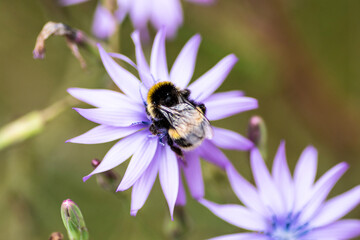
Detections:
147,81,180,107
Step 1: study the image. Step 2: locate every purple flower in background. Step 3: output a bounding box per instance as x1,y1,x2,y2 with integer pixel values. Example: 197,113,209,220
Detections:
67,29,257,218
200,142,360,240
117,0,214,39
59,0,117,39
58,0,88,6
92,4,117,39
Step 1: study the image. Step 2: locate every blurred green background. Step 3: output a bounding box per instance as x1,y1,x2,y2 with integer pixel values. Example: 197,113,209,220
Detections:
1,0,360,239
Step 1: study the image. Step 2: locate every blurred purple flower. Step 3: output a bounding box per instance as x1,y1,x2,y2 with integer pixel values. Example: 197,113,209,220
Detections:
58,0,116,40
92,4,117,39
67,29,257,218
200,142,360,240
117,0,215,39
58,0,88,6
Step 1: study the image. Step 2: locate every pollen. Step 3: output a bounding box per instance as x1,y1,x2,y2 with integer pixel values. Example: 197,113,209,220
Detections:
168,128,181,139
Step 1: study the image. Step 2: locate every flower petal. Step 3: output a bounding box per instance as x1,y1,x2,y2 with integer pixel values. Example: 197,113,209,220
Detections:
66,125,144,144
83,130,147,181
211,127,253,151
150,0,183,39
298,162,349,225
108,53,137,69
271,141,294,212
73,108,147,127
305,219,360,239
170,34,201,89
199,199,267,231
188,54,238,102
92,4,117,39
131,31,154,88
310,185,360,228
226,164,268,216
197,140,231,169
183,151,204,200
130,150,161,216
209,233,269,240
250,148,285,216
67,88,142,109
129,0,151,30
204,96,258,121
98,44,141,102
293,146,318,212
159,145,179,220
117,137,158,191
176,172,186,206
116,0,131,22
204,90,245,102
150,28,169,81
58,0,88,6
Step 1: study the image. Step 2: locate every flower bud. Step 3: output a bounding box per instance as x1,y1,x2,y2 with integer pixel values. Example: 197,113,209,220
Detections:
61,199,89,240
247,116,267,158
163,206,191,239
91,158,119,192
48,232,64,240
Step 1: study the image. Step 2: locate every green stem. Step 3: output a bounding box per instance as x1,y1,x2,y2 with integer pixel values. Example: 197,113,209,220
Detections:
0,96,76,151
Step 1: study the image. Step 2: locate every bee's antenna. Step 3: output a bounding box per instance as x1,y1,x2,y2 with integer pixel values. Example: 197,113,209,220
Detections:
151,74,159,84
139,83,147,107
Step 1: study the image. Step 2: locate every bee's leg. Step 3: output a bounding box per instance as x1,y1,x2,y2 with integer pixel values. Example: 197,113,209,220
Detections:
198,103,206,114
167,137,184,160
180,89,191,98
149,123,160,136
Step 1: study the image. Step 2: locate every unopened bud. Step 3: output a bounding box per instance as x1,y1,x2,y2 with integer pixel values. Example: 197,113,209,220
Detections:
92,158,119,192
61,199,89,240
163,206,191,239
49,232,64,240
248,116,267,158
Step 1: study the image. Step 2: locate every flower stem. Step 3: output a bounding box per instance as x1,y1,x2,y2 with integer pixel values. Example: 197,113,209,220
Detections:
0,96,76,151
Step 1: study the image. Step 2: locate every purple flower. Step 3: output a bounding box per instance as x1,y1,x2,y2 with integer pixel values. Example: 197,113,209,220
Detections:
91,4,117,39
58,0,89,6
116,0,215,39
58,0,117,40
200,142,360,240
67,29,257,218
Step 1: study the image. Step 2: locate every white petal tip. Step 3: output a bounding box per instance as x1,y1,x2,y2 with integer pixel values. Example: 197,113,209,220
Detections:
83,175,92,182
192,34,202,42
67,88,77,95
116,185,128,192
130,209,138,216
228,54,238,63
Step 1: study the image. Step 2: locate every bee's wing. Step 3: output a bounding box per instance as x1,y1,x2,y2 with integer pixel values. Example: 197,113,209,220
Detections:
201,115,213,140
159,102,213,140
183,98,213,140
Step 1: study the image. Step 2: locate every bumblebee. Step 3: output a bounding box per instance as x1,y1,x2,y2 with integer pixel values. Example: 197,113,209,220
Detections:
146,81,213,158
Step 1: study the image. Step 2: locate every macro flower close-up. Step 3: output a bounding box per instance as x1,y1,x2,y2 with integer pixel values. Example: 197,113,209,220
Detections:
67,28,257,218
3,0,360,239
200,142,360,240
